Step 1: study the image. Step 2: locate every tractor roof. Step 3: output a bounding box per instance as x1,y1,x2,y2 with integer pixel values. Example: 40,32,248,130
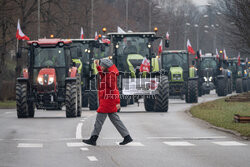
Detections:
70,39,96,42
27,38,72,45
107,32,156,36
162,50,188,54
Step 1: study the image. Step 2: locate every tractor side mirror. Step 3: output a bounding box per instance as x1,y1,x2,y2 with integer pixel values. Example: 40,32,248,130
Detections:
165,40,169,48
151,53,156,58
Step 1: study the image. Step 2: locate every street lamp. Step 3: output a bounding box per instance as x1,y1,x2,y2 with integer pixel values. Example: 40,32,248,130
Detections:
38,0,40,39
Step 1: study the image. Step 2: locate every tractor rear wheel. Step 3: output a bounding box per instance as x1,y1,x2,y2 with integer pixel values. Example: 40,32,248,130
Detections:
77,77,82,117
243,78,248,92
154,76,169,112
236,78,243,93
89,79,99,110
144,96,155,111
28,102,35,118
65,82,77,118
217,77,228,96
16,83,29,118
186,79,198,103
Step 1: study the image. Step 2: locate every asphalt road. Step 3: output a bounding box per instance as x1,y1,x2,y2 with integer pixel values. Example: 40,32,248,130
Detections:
0,91,249,167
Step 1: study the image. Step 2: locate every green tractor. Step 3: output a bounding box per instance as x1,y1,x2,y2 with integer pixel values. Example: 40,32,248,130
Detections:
161,50,198,103
70,38,110,110
106,31,169,112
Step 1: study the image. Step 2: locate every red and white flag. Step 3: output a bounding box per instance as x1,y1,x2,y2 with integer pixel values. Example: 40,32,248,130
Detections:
16,19,30,41
94,31,98,40
139,58,150,72
187,39,195,55
237,53,241,66
158,39,163,55
216,48,219,60
199,49,202,57
166,32,170,40
80,27,84,39
223,49,227,60
101,38,111,44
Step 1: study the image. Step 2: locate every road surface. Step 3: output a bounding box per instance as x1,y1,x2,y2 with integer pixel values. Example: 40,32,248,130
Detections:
0,91,249,167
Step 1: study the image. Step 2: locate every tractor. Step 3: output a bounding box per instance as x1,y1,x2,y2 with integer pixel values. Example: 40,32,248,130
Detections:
16,38,82,118
106,30,169,112
160,50,198,103
196,53,217,96
70,38,110,110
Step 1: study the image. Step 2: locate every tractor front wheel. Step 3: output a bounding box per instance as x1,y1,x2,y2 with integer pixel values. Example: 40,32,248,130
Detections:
16,83,29,118
236,78,243,93
154,76,169,112
217,77,228,96
186,79,198,103
65,82,78,118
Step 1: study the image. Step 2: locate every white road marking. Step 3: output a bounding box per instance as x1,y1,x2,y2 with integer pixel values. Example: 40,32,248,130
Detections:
17,143,43,148
116,142,144,146
87,156,98,161
80,147,89,151
213,141,247,146
147,136,227,140
163,141,195,146
5,112,13,114
76,123,83,139
80,120,85,122
67,142,88,147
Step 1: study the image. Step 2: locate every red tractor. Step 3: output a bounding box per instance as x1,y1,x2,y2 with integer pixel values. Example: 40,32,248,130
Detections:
16,38,82,118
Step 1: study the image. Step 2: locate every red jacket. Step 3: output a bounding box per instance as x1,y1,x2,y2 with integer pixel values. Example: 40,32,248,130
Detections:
97,64,120,113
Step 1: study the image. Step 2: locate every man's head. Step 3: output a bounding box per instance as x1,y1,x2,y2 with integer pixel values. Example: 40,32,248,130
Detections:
100,58,113,71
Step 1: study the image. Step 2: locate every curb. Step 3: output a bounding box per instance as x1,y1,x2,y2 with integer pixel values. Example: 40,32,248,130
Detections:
186,109,250,141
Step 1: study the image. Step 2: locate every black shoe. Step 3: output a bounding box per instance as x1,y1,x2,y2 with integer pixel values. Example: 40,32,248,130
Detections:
119,135,133,145
82,135,98,146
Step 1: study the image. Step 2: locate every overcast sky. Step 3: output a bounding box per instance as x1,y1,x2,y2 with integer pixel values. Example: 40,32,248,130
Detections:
191,0,209,6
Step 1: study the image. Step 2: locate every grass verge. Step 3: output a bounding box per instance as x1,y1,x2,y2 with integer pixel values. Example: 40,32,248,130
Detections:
190,98,250,138
0,101,16,109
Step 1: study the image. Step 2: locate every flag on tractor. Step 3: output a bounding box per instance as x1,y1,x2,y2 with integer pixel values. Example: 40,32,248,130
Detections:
94,31,98,40
237,53,241,66
16,19,30,40
101,38,111,44
223,49,227,60
199,49,202,57
216,49,220,60
117,26,126,34
139,58,150,72
166,32,170,40
187,39,195,55
158,39,163,55
80,27,84,39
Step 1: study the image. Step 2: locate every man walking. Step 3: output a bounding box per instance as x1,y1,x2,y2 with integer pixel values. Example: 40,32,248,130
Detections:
82,58,133,146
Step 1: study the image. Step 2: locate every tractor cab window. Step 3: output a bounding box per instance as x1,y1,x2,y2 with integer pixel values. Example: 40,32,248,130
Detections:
34,47,65,67
162,53,188,70
94,44,110,59
116,37,150,57
200,59,217,69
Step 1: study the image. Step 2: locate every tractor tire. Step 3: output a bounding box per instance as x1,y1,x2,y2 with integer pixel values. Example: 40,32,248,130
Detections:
198,88,203,97
28,102,35,118
144,96,155,111
236,78,243,93
120,98,128,107
243,79,248,92
65,82,78,118
154,76,169,112
128,96,134,105
82,93,88,107
77,77,82,117
217,78,228,96
186,79,198,103
16,83,29,118
89,79,99,110
228,78,232,94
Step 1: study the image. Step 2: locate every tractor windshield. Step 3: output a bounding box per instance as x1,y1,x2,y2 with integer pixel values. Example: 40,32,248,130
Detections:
162,53,188,70
116,36,150,57
34,47,65,67
200,58,217,69
71,43,89,59
94,44,110,59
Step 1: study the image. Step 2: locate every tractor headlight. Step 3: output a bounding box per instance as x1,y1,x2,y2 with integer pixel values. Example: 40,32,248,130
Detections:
48,77,54,85
148,44,151,48
38,77,43,85
115,44,119,49
209,77,213,81
173,74,181,80
204,77,208,81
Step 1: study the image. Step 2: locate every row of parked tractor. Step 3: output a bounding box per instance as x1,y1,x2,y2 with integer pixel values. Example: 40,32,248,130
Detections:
15,27,249,118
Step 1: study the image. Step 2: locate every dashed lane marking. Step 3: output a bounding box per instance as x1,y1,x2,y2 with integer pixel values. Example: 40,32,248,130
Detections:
80,147,89,151
17,143,43,148
116,142,144,146
213,141,247,146
87,156,98,161
163,141,195,146
76,123,83,139
67,142,89,147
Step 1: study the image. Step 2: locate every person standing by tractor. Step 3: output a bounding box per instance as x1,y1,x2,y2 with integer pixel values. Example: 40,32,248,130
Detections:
82,58,133,146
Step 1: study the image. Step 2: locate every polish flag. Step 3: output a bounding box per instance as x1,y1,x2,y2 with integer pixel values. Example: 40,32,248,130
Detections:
216,48,220,60
101,38,111,44
80,27,84,39
199,49,202,57
237,53,241,66
187,39,195,55
16,19,30,41
94,31,98,40
223,49,227,60
158,39,163,55
166,32,170,40
139,58,150,72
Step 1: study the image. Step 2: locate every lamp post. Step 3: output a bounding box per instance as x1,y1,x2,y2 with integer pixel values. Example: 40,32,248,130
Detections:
91,0,94,37
38,0,40,39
